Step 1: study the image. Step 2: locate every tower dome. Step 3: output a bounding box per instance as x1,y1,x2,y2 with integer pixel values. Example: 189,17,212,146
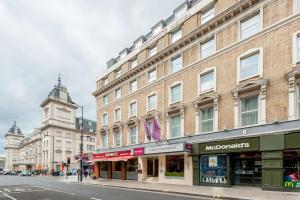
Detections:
5,121,23,136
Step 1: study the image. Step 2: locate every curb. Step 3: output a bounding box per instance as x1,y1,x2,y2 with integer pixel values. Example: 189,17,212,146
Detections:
67,181,250,200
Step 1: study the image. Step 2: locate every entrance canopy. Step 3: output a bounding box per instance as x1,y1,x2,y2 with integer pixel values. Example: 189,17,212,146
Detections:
94,156,135,162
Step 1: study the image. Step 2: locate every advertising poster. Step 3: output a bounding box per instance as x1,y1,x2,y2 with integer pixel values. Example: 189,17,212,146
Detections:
209,156,218,167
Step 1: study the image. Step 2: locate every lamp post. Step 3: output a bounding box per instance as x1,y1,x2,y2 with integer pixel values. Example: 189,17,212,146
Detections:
80,106,83,182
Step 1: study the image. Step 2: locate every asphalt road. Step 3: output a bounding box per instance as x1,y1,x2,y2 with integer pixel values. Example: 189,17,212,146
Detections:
0,176,213,200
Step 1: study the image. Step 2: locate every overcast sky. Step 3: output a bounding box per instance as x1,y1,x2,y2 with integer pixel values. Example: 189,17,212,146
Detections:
0,0,183,154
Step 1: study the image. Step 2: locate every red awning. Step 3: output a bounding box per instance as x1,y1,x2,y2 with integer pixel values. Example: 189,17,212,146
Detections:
94,156,135,162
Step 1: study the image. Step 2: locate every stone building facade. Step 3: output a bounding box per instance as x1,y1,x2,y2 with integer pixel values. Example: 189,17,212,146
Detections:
93,0,300,190
5,78,97,173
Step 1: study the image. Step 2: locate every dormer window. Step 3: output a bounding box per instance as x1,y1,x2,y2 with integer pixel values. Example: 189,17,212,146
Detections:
134,37,144,49
152,22,163,36
175,4,187,19
172,28,182,43
120,50,127,59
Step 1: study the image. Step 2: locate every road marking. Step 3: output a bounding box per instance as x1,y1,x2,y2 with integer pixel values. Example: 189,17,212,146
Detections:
90,198,102,200
0,191,17,200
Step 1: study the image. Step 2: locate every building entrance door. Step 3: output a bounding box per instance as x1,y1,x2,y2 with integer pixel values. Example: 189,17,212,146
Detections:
147,157,158,177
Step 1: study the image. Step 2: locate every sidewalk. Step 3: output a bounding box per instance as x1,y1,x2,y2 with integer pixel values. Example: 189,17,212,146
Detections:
58,176,300,200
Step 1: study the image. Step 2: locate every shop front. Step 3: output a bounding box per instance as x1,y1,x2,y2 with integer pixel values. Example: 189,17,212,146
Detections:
136,142,193,185
193,137,261,187
93,150,138,180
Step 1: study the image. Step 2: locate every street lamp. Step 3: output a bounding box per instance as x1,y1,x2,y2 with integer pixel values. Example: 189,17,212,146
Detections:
80,106,83,182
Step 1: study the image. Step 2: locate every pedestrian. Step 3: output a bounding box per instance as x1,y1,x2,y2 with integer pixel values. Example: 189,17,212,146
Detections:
77,168,81,182
84,169,88,178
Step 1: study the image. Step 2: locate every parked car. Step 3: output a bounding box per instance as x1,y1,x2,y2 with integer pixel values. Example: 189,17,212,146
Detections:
52,171,60,176
20,170,32,176
3,170,12,175
0,168,3,175
10,171,18,176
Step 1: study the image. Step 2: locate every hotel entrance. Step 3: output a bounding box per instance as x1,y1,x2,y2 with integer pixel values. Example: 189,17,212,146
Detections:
147,157,158,177
231,152,262,186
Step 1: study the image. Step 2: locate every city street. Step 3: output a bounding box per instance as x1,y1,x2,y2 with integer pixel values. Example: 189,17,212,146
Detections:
0,176,213,200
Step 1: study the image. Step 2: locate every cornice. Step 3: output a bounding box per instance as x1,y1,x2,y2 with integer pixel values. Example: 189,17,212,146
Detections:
93,0,261,97
40,96,79,109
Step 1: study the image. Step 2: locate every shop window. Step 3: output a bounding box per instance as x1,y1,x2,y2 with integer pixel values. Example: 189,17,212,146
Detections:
170,115,181,138
165,155,184,177
170,55,182,73
284,150,300,189
100,162,109,178
200,155,228,184
112,161,122,179
127,159,138,180
200,37,215,59
240,95,259,127
240,12,260,40
199,107,214,133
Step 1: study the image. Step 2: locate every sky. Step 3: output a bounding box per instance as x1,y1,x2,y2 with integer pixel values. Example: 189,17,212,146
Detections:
0,0,183,154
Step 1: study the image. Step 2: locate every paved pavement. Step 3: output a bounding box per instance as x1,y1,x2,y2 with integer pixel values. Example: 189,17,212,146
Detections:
59,176,300,200
0,175,214,200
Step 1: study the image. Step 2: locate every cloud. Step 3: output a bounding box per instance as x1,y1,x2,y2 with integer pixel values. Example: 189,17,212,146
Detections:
0,0,183,154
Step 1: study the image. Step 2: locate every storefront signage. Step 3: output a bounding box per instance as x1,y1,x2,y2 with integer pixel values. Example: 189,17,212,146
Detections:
117,150,131,157
144,143,190,154
93,153,105,160
205,143,250,151
105,152,117,157
133,147,145,156
198,138,260,154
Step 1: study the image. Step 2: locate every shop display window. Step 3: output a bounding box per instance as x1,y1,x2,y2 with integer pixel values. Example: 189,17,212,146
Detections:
100,162,110,179
165,155,184,177
112,161,122,179
126,159,138,180
200,155,227,184
284,150,300,189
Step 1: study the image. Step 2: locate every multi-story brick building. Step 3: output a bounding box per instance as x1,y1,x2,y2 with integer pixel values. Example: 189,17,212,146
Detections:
93,0,300,190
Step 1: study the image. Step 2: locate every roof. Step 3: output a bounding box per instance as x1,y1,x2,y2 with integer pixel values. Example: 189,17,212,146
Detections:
5,121,24,137
47,76,75,105
75,118,97,133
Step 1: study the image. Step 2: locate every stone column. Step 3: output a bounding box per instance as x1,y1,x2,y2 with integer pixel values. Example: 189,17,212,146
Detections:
194,104,199,134
213,98,219,131
288,76,296,120
260,83,267,124
180,108,185,136
233,92,239,128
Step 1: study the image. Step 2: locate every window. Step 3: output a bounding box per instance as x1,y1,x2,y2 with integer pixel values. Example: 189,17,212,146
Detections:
130,80,137,93
171,55,182,73
148,94,156,110
102,113,108,126
66,142,71,149
55,140,62,148
103,94,108,106
172,28,182,43
152,24,163,35
165,155,184,177
87,145,95,151
148,69,157,82
129,102,137,117
298,0,300,12
170,115,181,138
170,84,181,103
297,34,300,63
129,127,137,145
240,13,260,40
115,68,121,79
200,155,228,184
200,107,214,133
201,6,215,24
149,46,157,57
114,108,121,122
131,59,138,68
240,52,260,80
103,78,108,86
200,70,215,92
175,5,187,19
200,37,215,59
114,130,121,147
101,134,108,148
240,95,259,126
115,87,121,98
